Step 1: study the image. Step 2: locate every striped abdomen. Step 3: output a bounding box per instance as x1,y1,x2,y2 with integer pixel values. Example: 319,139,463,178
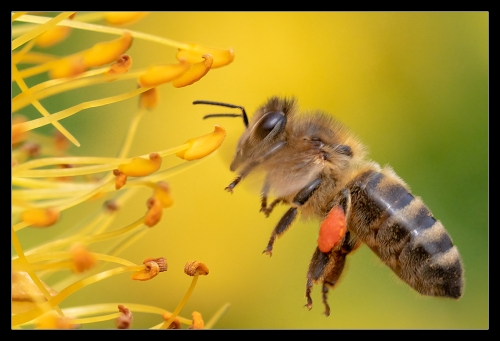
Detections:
346,167,464,298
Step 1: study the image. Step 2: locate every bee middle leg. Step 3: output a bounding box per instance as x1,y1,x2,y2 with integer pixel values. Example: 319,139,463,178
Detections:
260,197,283,217
263,178,322,256
260,179,284,217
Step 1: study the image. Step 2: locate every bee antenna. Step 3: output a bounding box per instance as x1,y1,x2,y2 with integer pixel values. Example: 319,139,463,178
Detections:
193,100,249,128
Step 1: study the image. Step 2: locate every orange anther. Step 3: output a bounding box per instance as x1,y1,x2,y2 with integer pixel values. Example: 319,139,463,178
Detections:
116,305,133,329
113,169,128,190
131,257,166,280
139,87,159,110
70,244,96,273
184,261,209,276
144,197,163,227
12,115,28,146
189,311,204,329
105,54,132,76
21,208,60,228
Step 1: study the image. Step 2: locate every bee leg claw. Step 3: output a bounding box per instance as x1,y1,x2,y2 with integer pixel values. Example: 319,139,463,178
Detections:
225,176,242,193
259,206,271,217
260,198,283,217
306,235,354,316
305,280,313,310
322,284,331,317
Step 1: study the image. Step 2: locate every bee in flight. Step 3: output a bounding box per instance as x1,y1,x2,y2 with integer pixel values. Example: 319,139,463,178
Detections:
194,97,464,316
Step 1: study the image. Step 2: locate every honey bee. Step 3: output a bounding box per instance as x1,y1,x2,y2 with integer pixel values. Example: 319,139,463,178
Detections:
194,96,464,316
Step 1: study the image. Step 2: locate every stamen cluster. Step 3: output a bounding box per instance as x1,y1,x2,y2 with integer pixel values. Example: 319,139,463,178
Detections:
12,12,231,329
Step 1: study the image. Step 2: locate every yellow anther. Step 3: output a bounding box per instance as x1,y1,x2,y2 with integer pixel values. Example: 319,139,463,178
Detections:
82,32,133,68
35,25,72,48
49,55,86,79
176,125,226,161
117,152,162,177
21,207,60,227
153,181,173,208
176,44,234,68
104,12,148,26
137,60,190,87
172,54,213,88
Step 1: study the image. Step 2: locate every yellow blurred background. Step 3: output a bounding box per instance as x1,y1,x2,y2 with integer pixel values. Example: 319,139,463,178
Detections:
14,12,488,329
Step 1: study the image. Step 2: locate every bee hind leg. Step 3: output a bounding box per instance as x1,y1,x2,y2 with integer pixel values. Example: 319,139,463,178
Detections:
305,247,344,316
321,283,331,317
306,231,358,316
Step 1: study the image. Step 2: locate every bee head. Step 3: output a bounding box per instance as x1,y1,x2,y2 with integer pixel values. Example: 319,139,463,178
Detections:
193,97,293,171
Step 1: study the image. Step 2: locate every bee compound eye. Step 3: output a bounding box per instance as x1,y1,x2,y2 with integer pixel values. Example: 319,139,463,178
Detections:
255,111,285,139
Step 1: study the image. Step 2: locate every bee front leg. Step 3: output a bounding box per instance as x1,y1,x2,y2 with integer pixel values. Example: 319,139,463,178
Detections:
263,178,322,256
226,141,286,193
